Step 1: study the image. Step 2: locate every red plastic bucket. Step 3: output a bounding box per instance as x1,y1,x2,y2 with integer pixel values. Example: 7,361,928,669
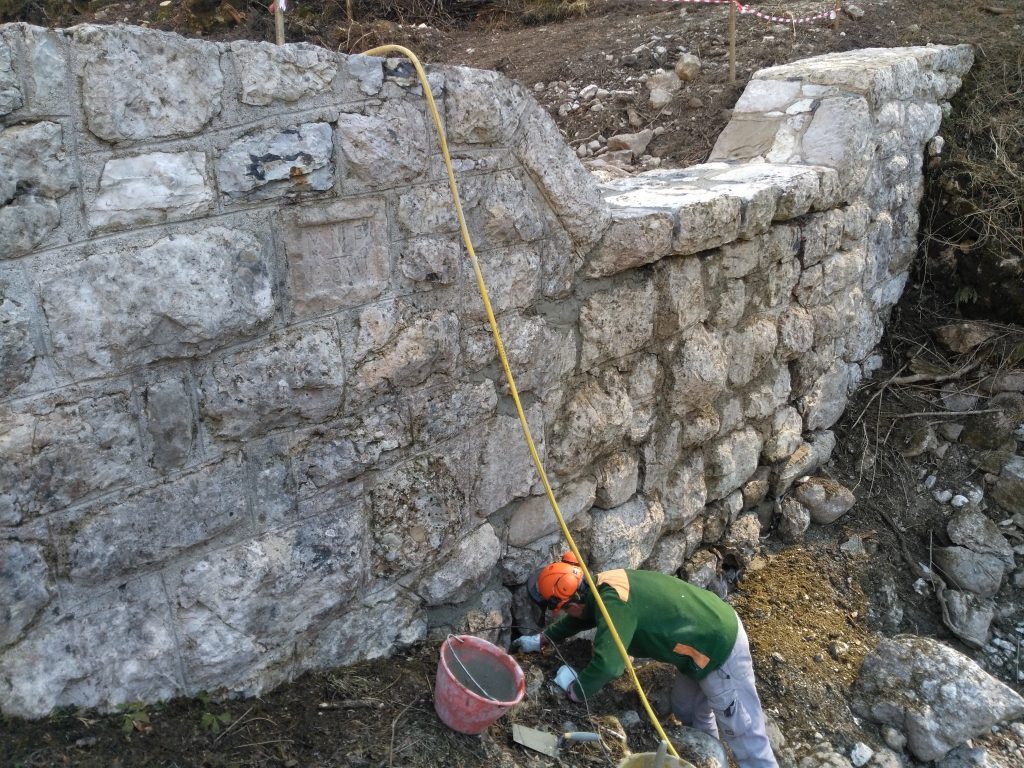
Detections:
434,634,525,734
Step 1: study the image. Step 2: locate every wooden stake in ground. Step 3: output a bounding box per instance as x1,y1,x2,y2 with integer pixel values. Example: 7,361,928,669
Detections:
728,1,736,83
275,1,285,45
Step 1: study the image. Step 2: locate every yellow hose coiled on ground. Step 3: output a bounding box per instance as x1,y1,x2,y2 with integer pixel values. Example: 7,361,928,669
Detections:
361,45,681,760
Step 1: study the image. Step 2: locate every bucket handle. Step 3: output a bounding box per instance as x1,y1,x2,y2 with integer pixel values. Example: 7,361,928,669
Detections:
445,635,501,703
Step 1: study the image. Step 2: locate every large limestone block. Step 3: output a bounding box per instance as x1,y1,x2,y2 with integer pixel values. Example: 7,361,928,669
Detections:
725,317,777,387
0,574,182,718
594,452,640,510
39,227,274,377
799,359,851,431
445,66,526,145
580,281,655,369
660,454,707,531
171,506,369,691
515,105,610,248
670,324,728,411
587,208,674,277
465,243,541,320
142,376,196,472
199,324,345,440
548,377,633,476
477,408,543,516
283,199,390,319
0,541,51,648
743,364,791,422
507,476,596,547
851,636,1024,762
354,312,459,393
802,96,872,173
74,25,223,142
370,450,469,576
705,427,762,501
1,388,140,522
338,100,428,185
590,495,665,570
0,277,35,395
418,524,501,606
465,171,547,250
230,41,337,106
0,121,75,258
0,37,22,115
644,525,703,574
656,255,707,337
63,461,251,583
303,586,425,669
1,25,67,116
90,151,214,230
216,122,334,198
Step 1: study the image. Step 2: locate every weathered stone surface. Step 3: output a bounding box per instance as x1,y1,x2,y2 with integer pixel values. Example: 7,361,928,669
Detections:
0,574,181,718
0,541,50,648
932,547,1005,598
418,524,501,606
515,105,610,247
992,455,1024,515
793,477,856,525
66,462,250,582
445,66,523,144
670,324,728,411
200,324,345,440
944,590,994,649
705,427,761,501
851,636,1024,762
370,451,468,576
283,199,390,318
143,376,195,471
40,228,274,377
644,530,695,575
947,508,1015,568
660,454,706,531
0,121,75,258
656,256,707,336
594,452,640,509
607,129,654,157
75,25,222,141
744,365,791,422
778,497,811,542
590,495,665,570
720,513,762,569
0,277,35,395
725,317,777,387
580,281,655,369
548,377,632,476
231,41,337,106
217,123,334,198
476,408,543,516
172,506,369,690
800,359,850,431
354,312,459,393
303,586,424,669
1,389,140,522
507,476,596,547
0,38,22,115
90,151,213,230
587,208,674,277
674,53,701,82
338,101,428,184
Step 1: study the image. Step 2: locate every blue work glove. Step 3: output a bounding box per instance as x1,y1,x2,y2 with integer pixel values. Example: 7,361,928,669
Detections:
512,634,544,653
554,664,581,701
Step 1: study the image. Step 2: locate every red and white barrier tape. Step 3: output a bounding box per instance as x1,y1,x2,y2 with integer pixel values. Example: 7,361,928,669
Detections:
657,0,838,25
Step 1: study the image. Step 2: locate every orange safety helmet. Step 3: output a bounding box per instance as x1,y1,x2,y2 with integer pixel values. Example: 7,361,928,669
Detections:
527,553,583,610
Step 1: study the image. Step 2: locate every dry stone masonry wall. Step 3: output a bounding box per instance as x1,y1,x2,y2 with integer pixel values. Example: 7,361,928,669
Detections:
0,22,973,717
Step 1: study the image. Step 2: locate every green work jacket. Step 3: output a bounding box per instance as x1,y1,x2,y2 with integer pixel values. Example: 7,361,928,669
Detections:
542,569,739,699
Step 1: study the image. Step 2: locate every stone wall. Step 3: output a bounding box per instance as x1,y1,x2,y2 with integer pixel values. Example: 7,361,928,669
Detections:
0,22,972,717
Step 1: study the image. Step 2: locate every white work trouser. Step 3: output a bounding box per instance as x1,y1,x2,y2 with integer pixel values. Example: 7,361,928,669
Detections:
670,619,778,768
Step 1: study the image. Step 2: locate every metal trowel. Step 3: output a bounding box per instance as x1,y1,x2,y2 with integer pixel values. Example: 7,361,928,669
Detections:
512,724,601,757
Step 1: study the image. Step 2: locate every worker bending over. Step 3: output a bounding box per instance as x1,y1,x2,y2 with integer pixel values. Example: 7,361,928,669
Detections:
515,554,778,768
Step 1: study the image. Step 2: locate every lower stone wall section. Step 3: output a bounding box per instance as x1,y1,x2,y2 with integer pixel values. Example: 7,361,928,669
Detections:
0,22,973,717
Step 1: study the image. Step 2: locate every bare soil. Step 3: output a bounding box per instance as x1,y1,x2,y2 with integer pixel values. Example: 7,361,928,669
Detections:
2,1,1024,766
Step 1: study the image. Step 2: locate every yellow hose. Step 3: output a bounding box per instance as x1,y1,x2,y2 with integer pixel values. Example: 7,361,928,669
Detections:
362,45,680,760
